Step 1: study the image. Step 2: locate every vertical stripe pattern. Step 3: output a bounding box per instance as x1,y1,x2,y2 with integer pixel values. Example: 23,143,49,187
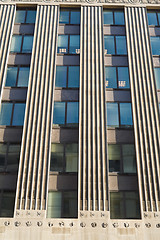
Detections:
125,7,160,212
79,6,108,212
15,5,58,210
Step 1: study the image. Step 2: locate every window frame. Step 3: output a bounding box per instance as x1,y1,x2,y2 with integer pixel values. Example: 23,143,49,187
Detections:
15,9,37,24
103,9,125,25
147,10,160,26
59,8,81,25
104,35,127,55
57,34,80,55
10,34,34,54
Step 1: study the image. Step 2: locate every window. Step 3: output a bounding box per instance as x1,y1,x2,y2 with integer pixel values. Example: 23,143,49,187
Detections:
50,143,78,172
147,11,160,26
150,37,160,55
0,143,20,172
47,191,78,218
59,9,80,24
5,66,30,87
104,36,127,55
15,10,36,24
154,68,160,89
103,10,125,25
0,103,26,126
107,102,133,127
110,191,140,219
55,66,79,88
105,67,130,89
108,144,136,173
0,191,15,217
57,35,80,54
10,35,33,53
53,102,79,126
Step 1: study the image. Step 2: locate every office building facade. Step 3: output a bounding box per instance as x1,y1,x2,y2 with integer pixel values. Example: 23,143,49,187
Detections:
0,0,160,239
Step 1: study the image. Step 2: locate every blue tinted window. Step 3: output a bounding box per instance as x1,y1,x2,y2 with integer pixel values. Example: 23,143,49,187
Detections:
55,66,67,87
12,103,26,126
120,103,133,126
10,35,22,53
57,35,68,54
147,12,158,25
158,13,160,25
116,36,127,55
69,35,80,54
105,67,117,88
118,67,130,88
18,67,30,87
5,67,18,87
26,11,36,23
70,11,80,24
104,36,115,54
15,11,26,23
53,102,65,124
114,11,125,25
103,11,113,25
22,36,33,53
0,103,13,125
154,68,160,89
59,10,69,24
68,66,79,88
107,103,119,127
151,37,160,55
67,102,79,124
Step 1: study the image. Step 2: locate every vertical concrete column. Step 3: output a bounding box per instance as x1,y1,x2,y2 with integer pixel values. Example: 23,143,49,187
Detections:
0,4,15,101
79,6,108,212
15,5,59,211
125,7,160,212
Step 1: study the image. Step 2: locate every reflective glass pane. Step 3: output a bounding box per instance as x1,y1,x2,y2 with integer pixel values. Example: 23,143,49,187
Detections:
120,103,133,126
67,102,79,124
151,37,160,55
10,35,22,52
53,102,65,124
122,144,136,173
0,143,7,170
147,12,158,26
70,11,80,24
65,144,78,172
114,11,125,25
57,35,68,54
12,103,26,126
110,192,124,219
108,145,121,172
118,67,130,88
107,103,119,127
47,192,62,218
22,36,33,53
124,192,140,219
158,13,160,25
59,10,69,24
17,67,30,87
0,192,15,217
7,144,20,172
50,144,64,172
105,67,117,88
116,36,127,55
154,68,160,89
68,66,80,88
26,10,36,23
104,36,115,54
55,66,67,87
5,67,18,87
69,35,80,54
103,11,113,24
15,10,26,23
63,192,78,218
0,103,13,125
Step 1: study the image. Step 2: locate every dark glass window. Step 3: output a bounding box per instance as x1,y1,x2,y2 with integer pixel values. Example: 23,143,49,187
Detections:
5,66,30,87
57,35,80,54
67,102,79,124
0,191,15,217
154,68,160,89
69,35,80,54
53,102,65,125
104,36,127,55
120,103,133,127
150,37,160,55
55,66,67,87
10,35,33,53
147,11,160,26
10,35,22,53
107,103,119,127
12,103,26,126
57,35,68,54
22,36,33,53
15,10,36,24
103,10,125,25
59,9,80,24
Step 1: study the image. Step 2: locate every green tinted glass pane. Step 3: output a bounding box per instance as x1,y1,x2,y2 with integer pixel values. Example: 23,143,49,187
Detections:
118,67,130,88
108,145,121,172
114,11,125,25
22,36,33,53
104,36,115,54
105,67,117,88
122,144,136,173
59,10,69,24
62,192,78,218
107,103,119,127
15,10,26,23
55,66,67,87
147,12,158,25
5,67,18,87
57,35,68,54
7,144,20,172
68,66,79,88
120,103,133,126
0,103,13,125
12,103,26,126
47,192,62,218
10,35,22,52
124,192,140,219
18,67,30,87
0,143,7,170
53,102,65,124
65,144,78,172
103,11,113,24
154,68,160,89
69,35,80,54
50,144,64,172
70,11,80,24
26,10,36,23
0,192,15,217
110,192,125,219
151,37,160,55
67,102,79,124
116,36,127,55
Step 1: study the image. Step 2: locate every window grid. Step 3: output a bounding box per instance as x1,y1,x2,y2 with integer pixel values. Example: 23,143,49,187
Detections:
57,35,80,55
10,35,33,53
147,11,160,26
55,66,79,88
104,35,127,55
59,9,80,25
15,9,36,24
103,9,125,25
5,66,30,87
